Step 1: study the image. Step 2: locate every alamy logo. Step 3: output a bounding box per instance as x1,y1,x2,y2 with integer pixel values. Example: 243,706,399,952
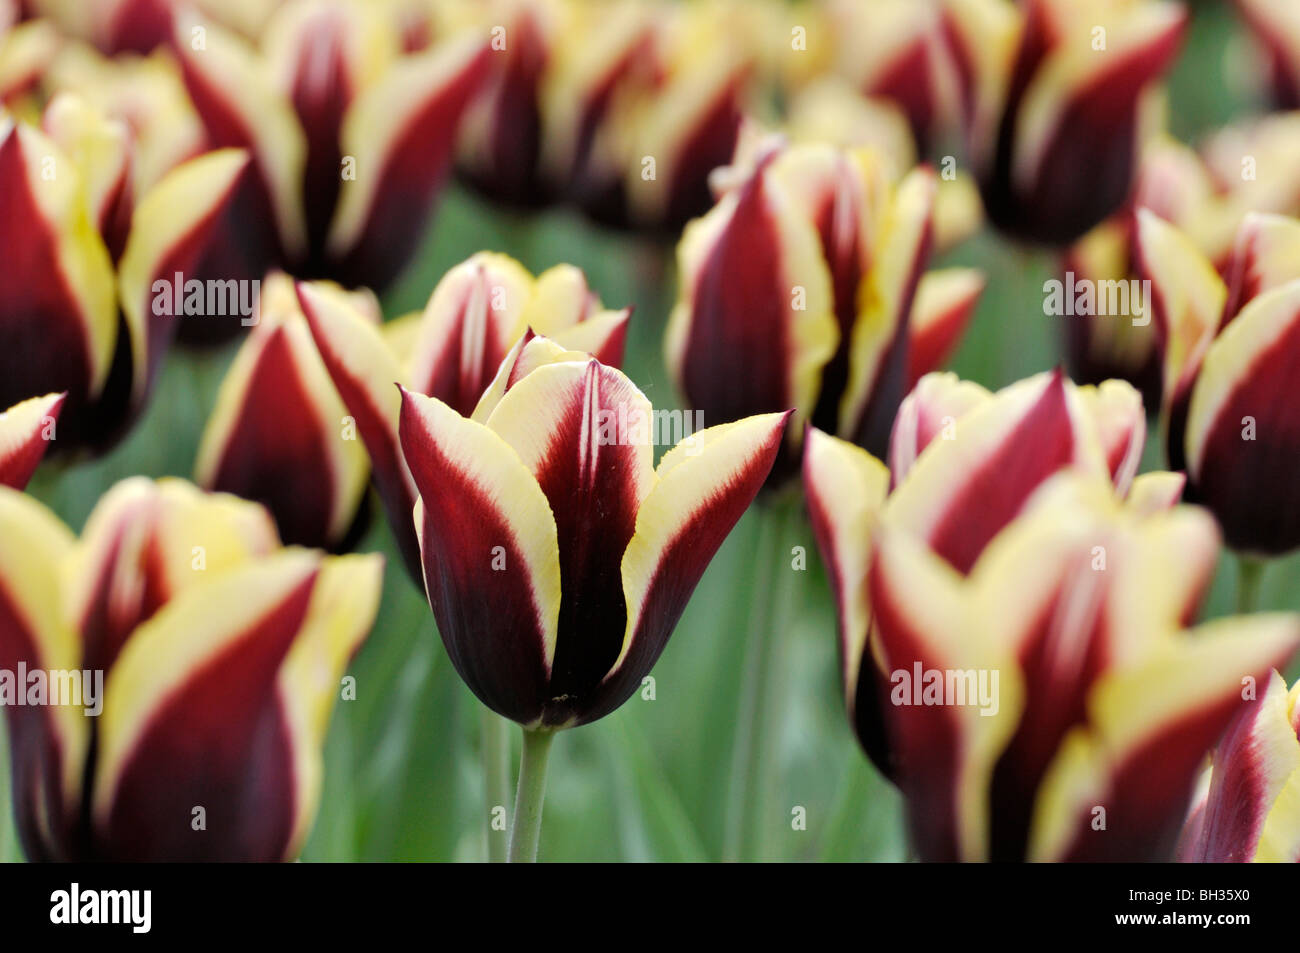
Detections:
151,272,261,326
1043,271,1151,326
0,664,102,716
50,883,151,933
890,662,1000,716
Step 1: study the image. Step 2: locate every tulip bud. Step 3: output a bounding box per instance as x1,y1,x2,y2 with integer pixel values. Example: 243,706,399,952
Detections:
1138,209,1300,554
0,98,247,450
0,392,64,489
1178,670,1300,863
806,370,1155,778
301,252,629,580
396,342,788,728
669,135,959,488
0,477,382,861
168,3,491,307
946,0,1186,245
0,5,58,106
1237,0,1300,110
195,273,373,550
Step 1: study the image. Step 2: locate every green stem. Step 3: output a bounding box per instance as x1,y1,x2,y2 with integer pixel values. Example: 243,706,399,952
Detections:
506,728,555,863
482,709,512,863
1236,556,1267,614
722,496,798,862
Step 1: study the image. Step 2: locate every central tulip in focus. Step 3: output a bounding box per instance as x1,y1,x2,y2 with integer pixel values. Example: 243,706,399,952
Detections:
397,334,788,728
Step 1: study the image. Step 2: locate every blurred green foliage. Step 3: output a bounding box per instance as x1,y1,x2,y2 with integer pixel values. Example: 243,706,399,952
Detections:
2,1,1296,863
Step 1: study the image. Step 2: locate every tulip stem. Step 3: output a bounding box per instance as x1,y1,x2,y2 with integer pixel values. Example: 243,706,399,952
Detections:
1236,556,1267,613
507,727,555,863
482,710,512,862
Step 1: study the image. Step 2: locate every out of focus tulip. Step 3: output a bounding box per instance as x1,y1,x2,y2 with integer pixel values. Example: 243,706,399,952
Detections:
874,474,1296,861
1062,117,1300,405
945,0,1186,245
1137,209,1300,554
806,369,1159,773
164,0,490,318
301,252,629,579
0,0,58,106
25,0,282,55
1179,669,1300,863
194,273,373,550
397,338,787,729
0,95,248,449
668,133,981,486
0,477,382,861
0,392,64,489
1237,0,1300,110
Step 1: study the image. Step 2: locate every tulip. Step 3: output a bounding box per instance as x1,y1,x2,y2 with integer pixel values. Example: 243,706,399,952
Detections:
807,369,1157,773
24,0,282,55
668,134,972,486
1178,669,1300,863
1237,0,1300,110
945,0,1186,245
194,273,373,550
301,251,629,581
165,1,490,317
396,336,787,859
0,392,64,489
814,0,963,154
0,95,248,450
1136,209,1300,557
0,477,382,861
0,0,58,106
807,405,1298,861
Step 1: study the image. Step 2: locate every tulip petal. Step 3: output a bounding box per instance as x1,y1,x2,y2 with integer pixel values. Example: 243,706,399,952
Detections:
327,35,490,289
116,148,253,409
0,488,84,861
802,427,892,767
888,371,990,487
581,411,788,727
298,280,420,575
1187,671,1300,862
91,551,320,862
278,552,382,857
398,387,560,726
907,267,985,389
1185,279,1300,554
195,280,369,549
868,524,1023,861
0,121,117,412
1073,379,1145,494
484,359,654,726
0,392,63,490
885,371,1106,573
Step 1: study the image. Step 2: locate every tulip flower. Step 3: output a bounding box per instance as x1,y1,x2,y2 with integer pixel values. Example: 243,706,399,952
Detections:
0,392,64,489
876,474,1297,861
1136,209,1300,558
194,273,373,550
807,369,1158,773
0,95,249,450
0,0,58,106
1178,670,1300,863
24,0,282,55
814,0,963,154
301,251,629,581
396,336,787,859
669,134,975,486
165,1,490,318
945,0,1186,245
1237,0,1300,110
0,477,382,861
